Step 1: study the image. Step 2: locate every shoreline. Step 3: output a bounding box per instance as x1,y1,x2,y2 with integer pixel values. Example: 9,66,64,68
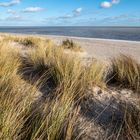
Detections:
45,35,140,44
1,32,140,43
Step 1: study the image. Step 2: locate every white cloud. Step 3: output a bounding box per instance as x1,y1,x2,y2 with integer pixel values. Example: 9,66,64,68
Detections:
100,1,112,8
100,0,120,8
45,7,83,22
23,7,44,12
74,7,82,14
103,14,129,21
112,0,120,4
0,0,20,7
59,8,83,19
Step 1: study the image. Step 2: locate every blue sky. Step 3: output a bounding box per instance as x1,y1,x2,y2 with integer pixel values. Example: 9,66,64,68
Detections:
0,0,140,26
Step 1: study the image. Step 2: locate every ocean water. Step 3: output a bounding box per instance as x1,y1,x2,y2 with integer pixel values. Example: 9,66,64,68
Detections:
0,26,140,41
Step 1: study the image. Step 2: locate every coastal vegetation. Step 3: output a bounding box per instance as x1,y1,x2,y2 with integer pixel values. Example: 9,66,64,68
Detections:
108,55,140,92
0,34,140,140
62,39,84,52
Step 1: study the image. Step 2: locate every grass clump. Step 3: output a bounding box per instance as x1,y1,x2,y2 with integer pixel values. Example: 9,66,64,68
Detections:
15,37,36,47
62,39,83,52
85,59,107,88
20,44,106,95
0,43,39,139
17,44,87,139
107,55,140,92
1,34,53,49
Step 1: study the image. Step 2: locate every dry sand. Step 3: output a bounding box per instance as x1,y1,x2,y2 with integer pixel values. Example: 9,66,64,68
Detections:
45,35,140,62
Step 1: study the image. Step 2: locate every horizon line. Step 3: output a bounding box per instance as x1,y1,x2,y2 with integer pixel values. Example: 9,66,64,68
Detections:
0,26,140,28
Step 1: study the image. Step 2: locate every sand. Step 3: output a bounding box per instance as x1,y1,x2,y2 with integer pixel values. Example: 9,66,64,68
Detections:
45,35,140,62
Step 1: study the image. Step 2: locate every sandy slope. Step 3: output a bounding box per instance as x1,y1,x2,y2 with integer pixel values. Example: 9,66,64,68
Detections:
45,35,140,62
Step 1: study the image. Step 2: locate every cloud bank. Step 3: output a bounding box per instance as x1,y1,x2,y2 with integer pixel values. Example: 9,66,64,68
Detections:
0,0,20,7
23,7,44,13
57,7,83,20
112,0,120,4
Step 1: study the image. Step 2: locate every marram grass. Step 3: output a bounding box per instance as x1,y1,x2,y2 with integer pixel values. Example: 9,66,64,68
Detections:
0,34,140,140
108,54,140,92
62,39,84,52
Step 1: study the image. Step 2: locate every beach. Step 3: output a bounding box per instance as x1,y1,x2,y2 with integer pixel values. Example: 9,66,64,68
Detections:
44,35,140,62
0,0,140,138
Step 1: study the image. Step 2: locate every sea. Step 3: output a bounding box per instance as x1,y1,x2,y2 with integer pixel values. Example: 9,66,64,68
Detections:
0,26,140,41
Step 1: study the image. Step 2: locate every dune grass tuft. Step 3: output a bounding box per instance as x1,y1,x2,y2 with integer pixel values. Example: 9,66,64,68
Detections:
62,39,83,52
0,42,40,139
107,55,140,92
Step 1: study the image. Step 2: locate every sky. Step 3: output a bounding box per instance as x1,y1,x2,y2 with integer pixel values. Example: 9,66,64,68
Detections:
0,0,140,26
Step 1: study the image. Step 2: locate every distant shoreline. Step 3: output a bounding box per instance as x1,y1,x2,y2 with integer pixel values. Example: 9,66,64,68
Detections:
0,26,140,41
1,32,140,43
0,26,140,28
45,34,140,43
